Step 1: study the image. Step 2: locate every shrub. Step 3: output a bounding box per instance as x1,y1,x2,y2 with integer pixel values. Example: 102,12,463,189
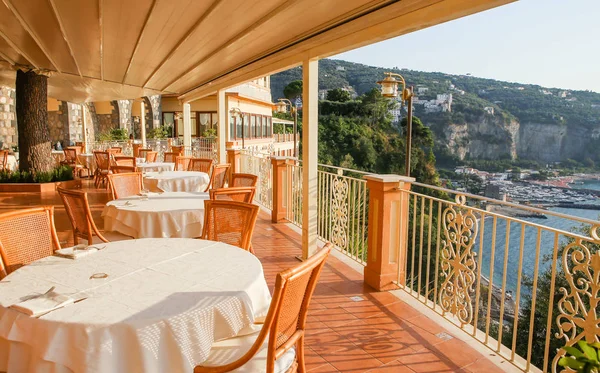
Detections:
0,165,74,184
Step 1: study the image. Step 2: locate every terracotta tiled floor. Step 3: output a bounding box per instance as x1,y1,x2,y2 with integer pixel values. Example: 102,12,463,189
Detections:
1,181,506,373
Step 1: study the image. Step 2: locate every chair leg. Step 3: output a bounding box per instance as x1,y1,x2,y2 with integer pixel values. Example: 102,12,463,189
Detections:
296,337,305,373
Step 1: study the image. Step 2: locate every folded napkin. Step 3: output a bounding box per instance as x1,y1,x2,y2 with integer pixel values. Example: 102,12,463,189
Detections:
122,200,137,207
55,244,100,259
10,290,74,317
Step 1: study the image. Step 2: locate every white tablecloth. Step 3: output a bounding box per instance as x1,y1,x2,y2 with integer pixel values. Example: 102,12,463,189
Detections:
143,171,209,193
102,192,208,238
0,238,271,373
137,162,175,173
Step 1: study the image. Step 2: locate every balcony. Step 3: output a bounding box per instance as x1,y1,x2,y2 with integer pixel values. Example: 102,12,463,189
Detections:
229,149,600,373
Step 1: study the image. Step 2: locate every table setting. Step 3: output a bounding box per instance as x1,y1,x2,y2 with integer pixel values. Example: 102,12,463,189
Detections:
102,191,209,238
143,170,209,193
0,238,271,373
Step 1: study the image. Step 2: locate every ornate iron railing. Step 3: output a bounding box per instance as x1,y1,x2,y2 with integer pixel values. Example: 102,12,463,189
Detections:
285,161,371,264
238,150,273,209
397,181,600,373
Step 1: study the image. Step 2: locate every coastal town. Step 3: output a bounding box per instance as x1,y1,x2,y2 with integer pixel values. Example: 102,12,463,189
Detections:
447,166,600,211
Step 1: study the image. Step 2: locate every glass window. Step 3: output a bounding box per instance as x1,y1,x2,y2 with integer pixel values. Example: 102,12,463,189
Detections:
244,114,250,139
230,115,235,140
250,115,256,139
267,117,272,137
211,113,218,127
236,116,242,139
198,113,211,136
262,116,267,137
191,112,197,136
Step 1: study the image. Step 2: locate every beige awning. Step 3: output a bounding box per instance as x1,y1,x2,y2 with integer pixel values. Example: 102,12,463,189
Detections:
272,118,294,125
0,0,513,103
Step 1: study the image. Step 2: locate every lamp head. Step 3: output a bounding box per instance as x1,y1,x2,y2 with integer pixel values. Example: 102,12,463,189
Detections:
377,73,400,98
275,100,288,113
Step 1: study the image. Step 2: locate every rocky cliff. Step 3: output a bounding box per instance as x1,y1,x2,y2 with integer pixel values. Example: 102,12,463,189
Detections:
438,117,598,163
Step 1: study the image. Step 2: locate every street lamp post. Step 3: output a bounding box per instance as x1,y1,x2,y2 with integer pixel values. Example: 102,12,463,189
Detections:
377,72,414,177
275,98,298,158
230,107,245,149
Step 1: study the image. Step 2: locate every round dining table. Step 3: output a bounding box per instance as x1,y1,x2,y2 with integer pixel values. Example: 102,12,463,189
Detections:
143,170,209,193
102,192,208,238
137,162,175,173
0,238,271,373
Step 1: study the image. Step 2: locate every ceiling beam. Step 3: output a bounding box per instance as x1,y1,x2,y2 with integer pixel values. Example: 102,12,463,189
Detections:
0,28,38,69
48,0,82,77
0,50,15,65
121,0,157,84
178,0,515,102
99,0,104,80
161,0,302,91
142,0,223,88
3,0,61,72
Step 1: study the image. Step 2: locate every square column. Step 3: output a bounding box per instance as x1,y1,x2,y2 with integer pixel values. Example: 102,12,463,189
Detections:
364,174,414,291
140,101,147,147
301,58,319,260
80,104,88,153
217,90,227,164
183,102,192,149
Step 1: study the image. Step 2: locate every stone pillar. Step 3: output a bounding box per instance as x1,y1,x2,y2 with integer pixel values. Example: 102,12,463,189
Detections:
0,87,16,149
183,103,192,149
227,148,240,173
301,58,319,260
81,104,88,152
216,90,227,164
271,156,293,223
363,175,414,291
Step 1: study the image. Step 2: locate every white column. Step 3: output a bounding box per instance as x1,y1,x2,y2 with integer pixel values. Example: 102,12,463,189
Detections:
183,102,192,149
302,58,319,259
216,90,227,164
140,101,147,147
80,104,88,153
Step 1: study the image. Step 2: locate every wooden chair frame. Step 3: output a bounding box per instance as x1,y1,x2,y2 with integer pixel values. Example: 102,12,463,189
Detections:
0,206,61,279
107,172,143,200
176,156,192,171
194,244,332,373
164,152,178,163
201,200,259,251
189,158,213,173
138,148,152,160
209,187,256,203
0,150,9,171
58,187,108,245
93,151,111,189
146,151,158,163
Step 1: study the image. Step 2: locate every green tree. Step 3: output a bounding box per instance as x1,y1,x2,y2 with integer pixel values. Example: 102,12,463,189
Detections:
326,88,351,102
283,80,303,101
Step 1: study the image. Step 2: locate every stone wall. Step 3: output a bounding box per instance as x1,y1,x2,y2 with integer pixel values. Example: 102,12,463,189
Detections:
0,87,16,149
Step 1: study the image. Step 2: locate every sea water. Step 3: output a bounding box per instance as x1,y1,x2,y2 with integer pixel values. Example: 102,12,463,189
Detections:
474,181,600,297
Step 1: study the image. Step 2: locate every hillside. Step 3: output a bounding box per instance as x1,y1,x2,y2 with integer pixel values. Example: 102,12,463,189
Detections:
270,59,600,164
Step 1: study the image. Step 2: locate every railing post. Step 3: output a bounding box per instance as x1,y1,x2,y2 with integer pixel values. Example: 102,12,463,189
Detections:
271,156,291,223
227,148,240,172
364,174,415,291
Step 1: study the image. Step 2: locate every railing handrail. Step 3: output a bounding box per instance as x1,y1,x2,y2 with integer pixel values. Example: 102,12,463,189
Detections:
411,180,600,231
294,159,374,177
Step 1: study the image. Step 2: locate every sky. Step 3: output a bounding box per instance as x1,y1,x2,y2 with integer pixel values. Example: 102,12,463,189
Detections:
334,0,600,93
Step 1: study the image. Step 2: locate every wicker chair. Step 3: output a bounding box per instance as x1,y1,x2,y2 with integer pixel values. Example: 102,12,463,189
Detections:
61,147,81,169
194,244,332,373
111,165,136,174
189,158,213,173
58,187,108,245
0,150,9,171
138,148,152,160
146,151,158,163
132,143,142,157
164,152,178,163
0,206,61,279
206,163,230,192
108,147,122,154
201,200,259,251
107,172,143,200
93,151,111,188
209,187,255,203
231,173,258,187
176,156,192,171
114,155,137,168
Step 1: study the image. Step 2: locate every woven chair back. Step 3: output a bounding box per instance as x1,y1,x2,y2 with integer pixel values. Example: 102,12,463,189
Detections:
201,200,259,251
0,207,60,278
189,158,213,173
231,173,258,187
107,172,142,199
209,187,255,203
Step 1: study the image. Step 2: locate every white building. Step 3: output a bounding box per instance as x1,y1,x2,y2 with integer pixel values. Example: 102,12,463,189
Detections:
484,106,494,115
